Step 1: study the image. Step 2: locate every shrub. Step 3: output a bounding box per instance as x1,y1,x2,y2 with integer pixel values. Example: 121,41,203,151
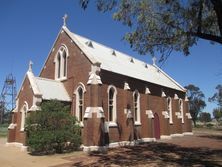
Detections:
25,100,81,155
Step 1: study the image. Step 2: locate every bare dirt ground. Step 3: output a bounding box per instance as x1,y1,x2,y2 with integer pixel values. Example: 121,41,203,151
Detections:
0,129,222,167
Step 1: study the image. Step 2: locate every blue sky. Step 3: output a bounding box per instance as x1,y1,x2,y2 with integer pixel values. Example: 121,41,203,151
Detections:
0,0,221,114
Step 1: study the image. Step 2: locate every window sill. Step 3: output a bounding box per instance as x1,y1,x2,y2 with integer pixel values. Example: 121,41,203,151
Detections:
134,122,141,126
109,122,118,127
55,77,67,82
76,122,84,128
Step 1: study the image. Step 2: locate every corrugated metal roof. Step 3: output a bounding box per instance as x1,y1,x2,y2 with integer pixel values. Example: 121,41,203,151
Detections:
35,77,71,101
63,27,185,92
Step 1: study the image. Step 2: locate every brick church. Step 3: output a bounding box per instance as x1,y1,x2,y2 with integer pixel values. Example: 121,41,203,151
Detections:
7,17,192,151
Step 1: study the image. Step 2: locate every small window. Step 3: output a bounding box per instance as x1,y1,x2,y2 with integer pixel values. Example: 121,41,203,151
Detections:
57,55,61,78
133,90,140,123
179,99,184,123
20,102,28,131
108,88,114,122
107,85,117,124
167,97,173,124
63,51,67,77
77,87,84,122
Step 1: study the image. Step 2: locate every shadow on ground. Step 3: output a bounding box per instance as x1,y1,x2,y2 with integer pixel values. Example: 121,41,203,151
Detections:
53,142,222,167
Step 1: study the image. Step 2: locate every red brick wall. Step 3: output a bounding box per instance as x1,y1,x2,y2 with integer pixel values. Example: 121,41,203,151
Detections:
9,76,34,144
100,70,190,141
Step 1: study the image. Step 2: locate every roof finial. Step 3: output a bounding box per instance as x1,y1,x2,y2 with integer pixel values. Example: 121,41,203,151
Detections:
29,60,33,72
63,14,68,27
152,56,157,65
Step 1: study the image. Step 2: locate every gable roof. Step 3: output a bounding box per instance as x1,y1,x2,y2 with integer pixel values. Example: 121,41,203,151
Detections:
63,26,186,92
27,71,71,101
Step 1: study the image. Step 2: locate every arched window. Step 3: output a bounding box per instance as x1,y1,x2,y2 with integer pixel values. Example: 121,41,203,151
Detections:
20,102,28,131
133,90,140,124
107,85,117,123
55,45,68,80
63,51,67,77
77,87,83,122
179,99,184,123
57,55,61,78
167,97,173,124
75,83,86,124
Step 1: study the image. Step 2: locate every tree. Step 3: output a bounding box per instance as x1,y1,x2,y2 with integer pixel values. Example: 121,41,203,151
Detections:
79,0,221,62
199,112,211,125
26,100,81,154
209,84,222,107
184,84,206,127
213,107,222,122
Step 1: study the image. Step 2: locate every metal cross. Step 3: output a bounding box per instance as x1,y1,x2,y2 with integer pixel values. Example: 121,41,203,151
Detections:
63,14,68,26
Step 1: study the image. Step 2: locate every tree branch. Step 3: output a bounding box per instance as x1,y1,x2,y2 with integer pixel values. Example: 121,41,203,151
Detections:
190,32,222,44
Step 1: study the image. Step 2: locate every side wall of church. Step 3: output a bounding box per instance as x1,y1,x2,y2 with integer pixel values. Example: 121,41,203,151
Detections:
100,70,191,142
8,76,34,144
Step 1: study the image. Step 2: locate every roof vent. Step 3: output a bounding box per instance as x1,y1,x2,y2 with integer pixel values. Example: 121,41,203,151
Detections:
130,57,134,63
85,41,94,48
111,50,116,56
144,63,148,68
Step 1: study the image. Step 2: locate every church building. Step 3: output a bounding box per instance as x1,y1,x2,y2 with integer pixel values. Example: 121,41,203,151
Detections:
7,17,192,151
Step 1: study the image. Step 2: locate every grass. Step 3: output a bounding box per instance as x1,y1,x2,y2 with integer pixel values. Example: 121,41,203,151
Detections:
0,124,8,137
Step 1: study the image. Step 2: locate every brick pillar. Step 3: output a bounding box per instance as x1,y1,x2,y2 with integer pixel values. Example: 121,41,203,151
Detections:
122,82,134,142
83,65,105,151
184,100,192,133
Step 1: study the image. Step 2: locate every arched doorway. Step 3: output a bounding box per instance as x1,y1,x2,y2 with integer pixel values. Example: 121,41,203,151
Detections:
154,113,160,139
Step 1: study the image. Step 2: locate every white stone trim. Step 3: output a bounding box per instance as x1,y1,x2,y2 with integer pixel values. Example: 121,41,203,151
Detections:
145,87,151,94
27,71,41,96
171,133,184,137
109,122,118,127
140,138,156,142
84,107,104,118
175,112,182,119
186,113,192,119
174,94,179,99
167,97,173,124
179,99,184,123
8,123,17,129
5,142,27,151
124,82,130,90
83,146,107,152
161,91,166,97
146,110,154,118
162,111,170,119
183,132,193,135
160,135,172,139
87,66,102,85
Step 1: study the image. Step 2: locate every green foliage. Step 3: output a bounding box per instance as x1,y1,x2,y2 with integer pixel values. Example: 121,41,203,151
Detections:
0,123,8,137
209,84,222,108
199,112,211,123
79,0,222,61
26,100,81,155
206,123,214,128
213,107,222,122
185,84,206,127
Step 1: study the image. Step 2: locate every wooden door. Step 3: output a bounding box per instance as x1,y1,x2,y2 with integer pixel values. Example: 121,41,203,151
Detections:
154,113,160,139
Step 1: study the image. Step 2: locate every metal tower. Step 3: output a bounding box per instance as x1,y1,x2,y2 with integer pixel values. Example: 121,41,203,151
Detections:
0,74,17,124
